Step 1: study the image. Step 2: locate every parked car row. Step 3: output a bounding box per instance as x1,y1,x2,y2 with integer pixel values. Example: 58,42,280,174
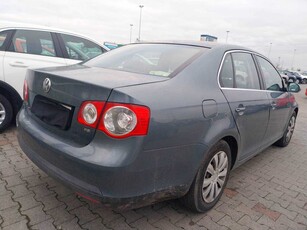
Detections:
0,22,108,132
279,69,307,84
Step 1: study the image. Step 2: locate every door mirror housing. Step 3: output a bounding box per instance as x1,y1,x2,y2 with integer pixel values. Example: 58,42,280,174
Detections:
288,82,300,93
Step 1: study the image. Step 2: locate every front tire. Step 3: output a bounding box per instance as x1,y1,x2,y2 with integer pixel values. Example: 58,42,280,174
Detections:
181,140,231,212
0,94,13,132
274,111,296,147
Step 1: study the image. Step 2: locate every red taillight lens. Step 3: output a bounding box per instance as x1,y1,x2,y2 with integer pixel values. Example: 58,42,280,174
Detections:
98,103,150,138
77,101,150,138
77,101,105,128
23,80,29,102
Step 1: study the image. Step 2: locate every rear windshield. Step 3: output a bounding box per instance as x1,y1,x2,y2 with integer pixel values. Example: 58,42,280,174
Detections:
85,44,205,77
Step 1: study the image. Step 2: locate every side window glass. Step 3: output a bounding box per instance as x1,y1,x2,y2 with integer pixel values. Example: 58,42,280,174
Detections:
61,34,105,61
9,30,56,57
257,56,283,91
0,31,8,49
232,53,260,90
219,54,234,88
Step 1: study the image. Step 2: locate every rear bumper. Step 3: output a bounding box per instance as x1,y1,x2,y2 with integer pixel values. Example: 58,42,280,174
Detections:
17,107,207,210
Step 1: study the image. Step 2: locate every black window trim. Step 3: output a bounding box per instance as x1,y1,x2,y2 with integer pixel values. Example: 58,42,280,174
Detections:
50,32,64,58
55,32,70,59
251,53,265,90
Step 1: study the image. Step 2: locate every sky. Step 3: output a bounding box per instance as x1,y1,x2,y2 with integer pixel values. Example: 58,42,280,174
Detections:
1,0,307,70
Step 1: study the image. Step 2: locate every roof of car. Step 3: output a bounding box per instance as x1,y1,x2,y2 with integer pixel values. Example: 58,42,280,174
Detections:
0,21,107,49
136,40,218,48
136,40,259,53
1,21,75,34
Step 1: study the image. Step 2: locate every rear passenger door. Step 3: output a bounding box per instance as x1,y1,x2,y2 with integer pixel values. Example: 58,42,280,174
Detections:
3,29,66,97
219,52,270,159
256,55,291,143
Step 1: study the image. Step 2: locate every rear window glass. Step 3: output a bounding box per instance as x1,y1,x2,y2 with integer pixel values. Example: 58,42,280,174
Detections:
85,44,205,77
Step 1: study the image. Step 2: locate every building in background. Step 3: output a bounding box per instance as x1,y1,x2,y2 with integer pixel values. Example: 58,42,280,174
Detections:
200,34,218,42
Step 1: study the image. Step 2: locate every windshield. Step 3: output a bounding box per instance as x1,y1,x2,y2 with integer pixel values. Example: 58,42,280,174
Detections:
85,44,205,77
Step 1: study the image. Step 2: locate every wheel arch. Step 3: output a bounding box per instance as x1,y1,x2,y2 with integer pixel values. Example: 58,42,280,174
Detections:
294,107,298,116
0,81,23,119
222,135,238,169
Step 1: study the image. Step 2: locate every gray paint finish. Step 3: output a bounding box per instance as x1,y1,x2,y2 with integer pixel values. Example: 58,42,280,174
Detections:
17,42,298,210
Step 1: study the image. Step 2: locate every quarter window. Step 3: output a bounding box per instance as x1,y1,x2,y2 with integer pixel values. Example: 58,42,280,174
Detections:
257,56,283,91
9,30,56,56
60,34,105,61
232,53,260,90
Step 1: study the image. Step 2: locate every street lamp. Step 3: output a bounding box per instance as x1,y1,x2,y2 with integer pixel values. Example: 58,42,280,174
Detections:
225,31,230,43
129,24,133,43
268,43,272,58
138,5,144,41
291,49,296,70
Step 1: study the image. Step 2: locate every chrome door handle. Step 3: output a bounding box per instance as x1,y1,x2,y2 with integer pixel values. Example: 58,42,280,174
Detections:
235,107,246,112
235,106,246,116
271,101,277,110
9,61,28,68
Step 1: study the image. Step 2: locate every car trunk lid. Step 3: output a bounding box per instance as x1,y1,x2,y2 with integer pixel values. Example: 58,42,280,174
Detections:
26,65,167,146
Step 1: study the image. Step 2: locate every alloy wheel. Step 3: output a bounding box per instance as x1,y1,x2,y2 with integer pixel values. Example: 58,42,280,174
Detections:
0,102,6,125
286,116,295,143
202,151,228,203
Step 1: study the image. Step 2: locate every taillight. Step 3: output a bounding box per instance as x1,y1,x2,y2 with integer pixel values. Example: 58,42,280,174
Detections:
23,80,29,102
99,103,150,138
103,106,137,135
77,101,150,138
77,101,105,128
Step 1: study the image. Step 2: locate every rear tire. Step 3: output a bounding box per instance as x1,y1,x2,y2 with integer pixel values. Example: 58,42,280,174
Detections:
181,140,231,212
0,94,13,132
274,111,296,147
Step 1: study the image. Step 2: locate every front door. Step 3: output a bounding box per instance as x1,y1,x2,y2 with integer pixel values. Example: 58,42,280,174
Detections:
256,55,292,143
219,52,270,159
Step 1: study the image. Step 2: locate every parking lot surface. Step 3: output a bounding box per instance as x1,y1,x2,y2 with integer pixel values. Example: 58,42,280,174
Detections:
0,86,307,230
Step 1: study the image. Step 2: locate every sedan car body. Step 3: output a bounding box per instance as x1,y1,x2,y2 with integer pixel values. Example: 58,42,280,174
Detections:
17,42,299,212
0,21,108,132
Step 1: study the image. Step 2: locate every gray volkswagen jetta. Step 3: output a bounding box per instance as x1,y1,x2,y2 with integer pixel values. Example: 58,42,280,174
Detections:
17,41,300,212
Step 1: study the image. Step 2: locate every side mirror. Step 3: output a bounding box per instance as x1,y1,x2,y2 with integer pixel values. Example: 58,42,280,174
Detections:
288,82,301,93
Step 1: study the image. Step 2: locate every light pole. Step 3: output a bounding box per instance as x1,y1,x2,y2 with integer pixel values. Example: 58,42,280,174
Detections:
129,24,133,43
268,43,272,58
138,5,144,41
291,49,296,70
225,31,230,43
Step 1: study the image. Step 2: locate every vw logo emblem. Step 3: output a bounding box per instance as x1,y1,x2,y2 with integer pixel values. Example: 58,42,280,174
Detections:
43,78,51,93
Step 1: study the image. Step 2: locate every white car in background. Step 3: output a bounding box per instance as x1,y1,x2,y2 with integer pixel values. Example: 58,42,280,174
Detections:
0,22,108,131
